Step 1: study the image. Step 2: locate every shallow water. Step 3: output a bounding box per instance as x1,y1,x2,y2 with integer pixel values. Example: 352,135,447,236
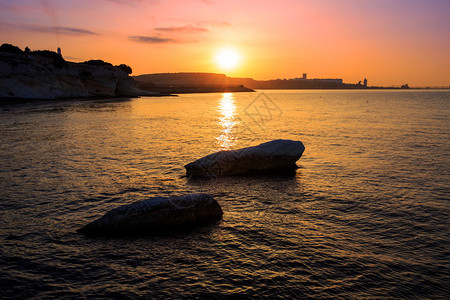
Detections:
0,90,449,299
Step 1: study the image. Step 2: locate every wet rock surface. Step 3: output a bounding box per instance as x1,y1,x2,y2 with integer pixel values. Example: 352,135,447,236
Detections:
185,139,305,177
77,193,223,235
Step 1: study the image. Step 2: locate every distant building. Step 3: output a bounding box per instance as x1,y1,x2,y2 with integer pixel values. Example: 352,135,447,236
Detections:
303,73,307,80
401,83,410,89
364,78,367,87
57,47,62,56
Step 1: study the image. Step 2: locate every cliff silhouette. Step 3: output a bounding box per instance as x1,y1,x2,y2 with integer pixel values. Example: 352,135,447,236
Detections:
0,44,157,100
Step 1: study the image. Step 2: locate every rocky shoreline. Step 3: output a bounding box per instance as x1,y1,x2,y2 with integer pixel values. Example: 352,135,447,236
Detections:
0,45,159,101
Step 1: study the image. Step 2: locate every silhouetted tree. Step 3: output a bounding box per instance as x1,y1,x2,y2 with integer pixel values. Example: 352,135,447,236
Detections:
25,46,30,53
116,64,132,74
83,59,113,67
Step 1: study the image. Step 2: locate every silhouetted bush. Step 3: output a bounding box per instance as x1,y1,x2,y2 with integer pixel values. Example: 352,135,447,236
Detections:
31,50,66,68
0,43,23,54
116,64,132,74
83,59,113,67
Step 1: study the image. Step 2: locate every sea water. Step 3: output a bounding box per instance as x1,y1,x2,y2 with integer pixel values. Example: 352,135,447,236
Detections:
0,90,449,298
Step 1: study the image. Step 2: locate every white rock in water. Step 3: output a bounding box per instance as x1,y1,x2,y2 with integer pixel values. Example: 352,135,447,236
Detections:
185,139,305,177
77,193,223,235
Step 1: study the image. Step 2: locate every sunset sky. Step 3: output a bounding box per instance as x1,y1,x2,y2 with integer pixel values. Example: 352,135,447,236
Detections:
0,0,449,86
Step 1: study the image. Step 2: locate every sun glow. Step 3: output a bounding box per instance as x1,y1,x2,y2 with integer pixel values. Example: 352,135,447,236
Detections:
214,47,241,71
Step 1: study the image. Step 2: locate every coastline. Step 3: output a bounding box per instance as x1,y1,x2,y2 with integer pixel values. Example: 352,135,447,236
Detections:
1,45,446,104
0,47,155,101
139,85,255,94
0,93,178,106
2,87,447,106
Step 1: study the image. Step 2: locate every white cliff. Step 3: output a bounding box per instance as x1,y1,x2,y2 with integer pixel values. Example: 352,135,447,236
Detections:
0,51,157,99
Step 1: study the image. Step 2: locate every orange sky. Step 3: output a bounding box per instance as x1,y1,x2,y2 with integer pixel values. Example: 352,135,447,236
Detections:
1,0,449,86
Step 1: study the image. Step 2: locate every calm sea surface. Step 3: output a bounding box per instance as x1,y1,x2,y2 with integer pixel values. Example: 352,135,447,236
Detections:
0,90,449,299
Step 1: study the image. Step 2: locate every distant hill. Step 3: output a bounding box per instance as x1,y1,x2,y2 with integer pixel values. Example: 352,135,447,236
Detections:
134,72,374,92
133,73,255,94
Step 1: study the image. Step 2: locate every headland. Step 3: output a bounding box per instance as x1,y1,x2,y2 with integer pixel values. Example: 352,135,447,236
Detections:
0,43,159,102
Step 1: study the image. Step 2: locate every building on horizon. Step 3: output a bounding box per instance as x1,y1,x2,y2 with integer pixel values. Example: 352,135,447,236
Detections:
364,78,367,87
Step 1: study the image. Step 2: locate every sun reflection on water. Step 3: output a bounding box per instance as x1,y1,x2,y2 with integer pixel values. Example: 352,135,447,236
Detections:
217,93,237,150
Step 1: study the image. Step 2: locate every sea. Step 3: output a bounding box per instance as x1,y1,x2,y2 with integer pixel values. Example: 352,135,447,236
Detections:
0,90,449,299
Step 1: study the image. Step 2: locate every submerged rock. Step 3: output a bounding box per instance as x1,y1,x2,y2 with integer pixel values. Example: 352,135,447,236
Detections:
185,139,305,177
77,193,223,235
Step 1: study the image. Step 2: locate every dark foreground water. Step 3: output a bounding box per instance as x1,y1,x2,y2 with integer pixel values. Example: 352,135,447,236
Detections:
0,90,449,299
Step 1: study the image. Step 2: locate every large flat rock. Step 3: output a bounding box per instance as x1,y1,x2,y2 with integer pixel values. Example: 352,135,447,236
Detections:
185,139,305,177
77,193,223,235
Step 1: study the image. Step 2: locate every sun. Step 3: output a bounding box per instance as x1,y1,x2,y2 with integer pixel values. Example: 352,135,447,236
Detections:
214,47,241,71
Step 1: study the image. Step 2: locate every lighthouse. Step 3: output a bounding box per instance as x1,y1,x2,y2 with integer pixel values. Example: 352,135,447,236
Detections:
57,47,62,56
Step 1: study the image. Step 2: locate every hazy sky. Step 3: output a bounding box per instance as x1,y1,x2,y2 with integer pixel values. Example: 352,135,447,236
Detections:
1,0,449,86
